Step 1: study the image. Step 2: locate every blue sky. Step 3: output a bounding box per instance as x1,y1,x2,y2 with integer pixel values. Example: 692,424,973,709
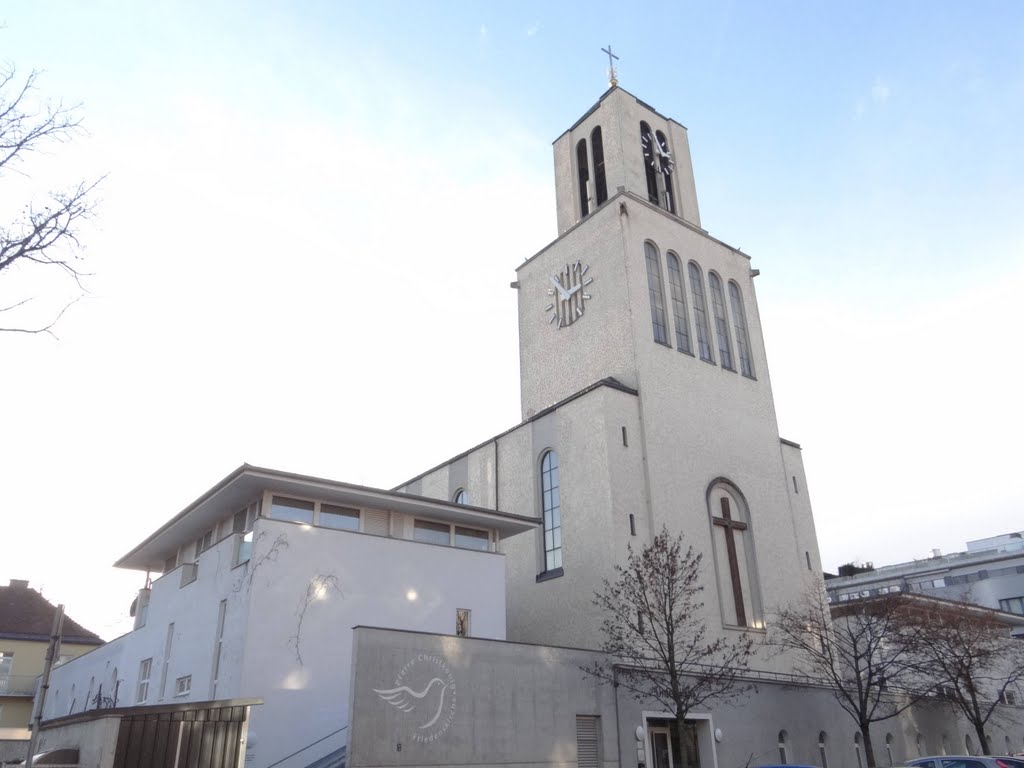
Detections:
2,2,1022,637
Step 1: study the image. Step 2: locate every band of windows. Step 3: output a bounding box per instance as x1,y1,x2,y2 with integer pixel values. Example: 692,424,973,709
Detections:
643,240,755,378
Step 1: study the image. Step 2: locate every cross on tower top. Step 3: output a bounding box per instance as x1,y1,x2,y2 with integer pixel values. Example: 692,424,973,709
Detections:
601,45,619,87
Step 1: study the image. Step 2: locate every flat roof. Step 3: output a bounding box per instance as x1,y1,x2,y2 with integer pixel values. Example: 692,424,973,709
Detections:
116,465,540,571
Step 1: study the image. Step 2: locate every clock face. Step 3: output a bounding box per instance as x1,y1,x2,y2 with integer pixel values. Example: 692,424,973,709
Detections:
545,260,593,329
641,129,674,176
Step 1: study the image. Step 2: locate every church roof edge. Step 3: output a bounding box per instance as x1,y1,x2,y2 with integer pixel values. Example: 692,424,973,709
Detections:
392,378,638,491
517,189,749,274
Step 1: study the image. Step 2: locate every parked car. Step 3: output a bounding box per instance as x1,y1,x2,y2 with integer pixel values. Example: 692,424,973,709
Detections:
905,757,1024,768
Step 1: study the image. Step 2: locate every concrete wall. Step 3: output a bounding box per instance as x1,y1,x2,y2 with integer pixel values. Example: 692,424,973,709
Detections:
237,517,508,768
349,627,1024,768
34,715,120,768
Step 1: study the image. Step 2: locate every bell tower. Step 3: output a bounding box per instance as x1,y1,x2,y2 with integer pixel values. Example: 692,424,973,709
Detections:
551,87,702,235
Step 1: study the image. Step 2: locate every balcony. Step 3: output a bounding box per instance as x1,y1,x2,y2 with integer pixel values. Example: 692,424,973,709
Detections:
0,674,38,696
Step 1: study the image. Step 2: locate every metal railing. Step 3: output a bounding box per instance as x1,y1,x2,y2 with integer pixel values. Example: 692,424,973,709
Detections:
0,674,39,696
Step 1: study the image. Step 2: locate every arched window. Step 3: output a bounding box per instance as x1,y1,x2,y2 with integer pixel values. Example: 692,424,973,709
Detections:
591,127,608,206
728,280,755,377
708,272,734,370
885,733,894,766
915,733,924,757
666,252,691,354
965,734,974,756
644,242,668,345
707,481,762,627
453,489,468,505
819,732,830,768
541,450,561,572
940,733,949,755
688,262,714,362
854,733,864,768
778,730,789,764
576,139,590,218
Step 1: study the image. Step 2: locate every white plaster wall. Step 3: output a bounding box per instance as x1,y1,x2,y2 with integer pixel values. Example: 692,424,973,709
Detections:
237,517,507,768
43,530,254,718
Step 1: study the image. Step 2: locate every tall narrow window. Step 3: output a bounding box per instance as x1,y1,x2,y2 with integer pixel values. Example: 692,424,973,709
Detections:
778,730,789,764
210,600,227,698
541,450,561,571
688,262,714,362
576,139,590,218
819,732,830,768
640,122,659,206
708,273,734,370
666,252,691,353
644,242,668,345
591,127,608,206
728,280,755,377
136,658,152,703
656,130,675,214
453,489,468,505
885,733,894,766
854,733,864,768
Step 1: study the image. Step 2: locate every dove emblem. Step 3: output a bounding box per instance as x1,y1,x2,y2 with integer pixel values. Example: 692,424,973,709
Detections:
374,677,449,728
372,653,457,743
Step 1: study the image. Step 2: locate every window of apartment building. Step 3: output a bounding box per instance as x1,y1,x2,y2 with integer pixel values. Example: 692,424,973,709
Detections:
998,690,1018,706
456,608,471,637
136,658,152,703
269,496,315,524
174,675,191,697
999,596,1024,615
0,651,13,680
163,554,177,573
320,503,360,532
192,529,214,562
778,730,790,764
414,519,452,546
454,526,489,551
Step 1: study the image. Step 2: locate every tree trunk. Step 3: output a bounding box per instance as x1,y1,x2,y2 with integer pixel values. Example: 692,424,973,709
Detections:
861,725,877,768
974,723,989,756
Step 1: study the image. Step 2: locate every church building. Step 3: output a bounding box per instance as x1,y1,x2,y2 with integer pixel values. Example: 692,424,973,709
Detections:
34,83,1020,768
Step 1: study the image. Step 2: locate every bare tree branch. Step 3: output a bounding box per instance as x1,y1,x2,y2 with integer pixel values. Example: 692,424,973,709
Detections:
0,63,101,336
582,527,756,751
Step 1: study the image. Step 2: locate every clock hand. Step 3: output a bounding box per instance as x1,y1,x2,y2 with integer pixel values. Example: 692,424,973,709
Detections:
549,275,571,301
566,283,582,297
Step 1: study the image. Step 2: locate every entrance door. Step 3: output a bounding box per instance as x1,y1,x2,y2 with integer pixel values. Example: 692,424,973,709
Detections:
650,727,674,768
649,722,701,768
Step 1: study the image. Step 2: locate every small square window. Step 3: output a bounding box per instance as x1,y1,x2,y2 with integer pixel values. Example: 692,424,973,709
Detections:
456,608,471,637
414,519,450,546
269,496,315,524
174,675,191,697
320,503,360,531
454,527,489,551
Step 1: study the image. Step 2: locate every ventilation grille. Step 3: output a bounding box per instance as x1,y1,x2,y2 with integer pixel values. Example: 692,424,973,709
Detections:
576,715,600,768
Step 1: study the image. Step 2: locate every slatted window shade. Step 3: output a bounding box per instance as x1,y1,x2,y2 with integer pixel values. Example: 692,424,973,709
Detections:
576,715,600,768
363,509,390,537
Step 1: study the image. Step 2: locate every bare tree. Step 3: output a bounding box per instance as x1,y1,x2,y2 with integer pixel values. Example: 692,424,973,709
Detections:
909,601,1024,755
771,591,928,768
582,526,755,752
0,64,100,337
